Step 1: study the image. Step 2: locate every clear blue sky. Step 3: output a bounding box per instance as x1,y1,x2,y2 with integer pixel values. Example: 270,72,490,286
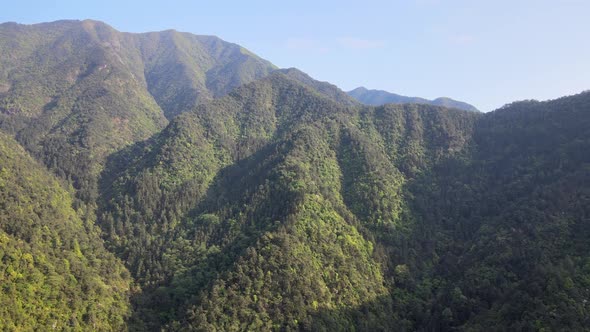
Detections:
2,0,589,111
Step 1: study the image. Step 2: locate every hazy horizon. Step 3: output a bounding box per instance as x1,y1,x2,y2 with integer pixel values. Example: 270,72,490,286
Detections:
4,0,588,111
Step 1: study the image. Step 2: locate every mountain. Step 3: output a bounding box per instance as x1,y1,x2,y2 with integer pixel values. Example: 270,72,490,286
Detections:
1,19,589,332
0,132,130,330
99,67,590,330
348,86,479,112
0,19,276,202
135,27,276,119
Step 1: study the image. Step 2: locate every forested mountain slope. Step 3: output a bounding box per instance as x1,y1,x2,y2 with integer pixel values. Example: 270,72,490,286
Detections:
0,19,275,202
97,72,479,330
99,71,590,330
98,72,360,287
0,132,130,331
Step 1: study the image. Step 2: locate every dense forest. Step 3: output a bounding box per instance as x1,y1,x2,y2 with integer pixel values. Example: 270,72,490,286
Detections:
0,132,130,330
0,19,275,204
1,20,589,331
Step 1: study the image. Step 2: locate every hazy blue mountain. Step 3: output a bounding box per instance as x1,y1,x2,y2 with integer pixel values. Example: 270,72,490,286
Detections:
348,86,479,112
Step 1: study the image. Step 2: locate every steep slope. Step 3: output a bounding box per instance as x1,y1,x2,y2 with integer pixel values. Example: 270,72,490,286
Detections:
0,132,130,330
0,19,276,202
0,19,169,202
98,72,358,287
135,29,276,119
348,86,479,112
389,92,590,331
98,72,481,330
177,125,391,331
434,93,590,330
101,72,590,330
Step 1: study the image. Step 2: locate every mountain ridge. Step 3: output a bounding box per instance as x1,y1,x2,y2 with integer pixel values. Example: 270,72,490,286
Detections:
96,72,480,329
348,86,479,112
0,19,276,203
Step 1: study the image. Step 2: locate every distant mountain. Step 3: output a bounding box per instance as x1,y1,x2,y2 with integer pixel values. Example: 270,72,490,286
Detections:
348,86,479,112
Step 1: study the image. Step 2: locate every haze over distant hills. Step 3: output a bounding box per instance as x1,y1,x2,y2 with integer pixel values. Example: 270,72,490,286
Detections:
0,19,589,331
348,86,479,112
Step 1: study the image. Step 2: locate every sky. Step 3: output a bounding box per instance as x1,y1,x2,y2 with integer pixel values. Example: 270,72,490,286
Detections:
2,0,589,111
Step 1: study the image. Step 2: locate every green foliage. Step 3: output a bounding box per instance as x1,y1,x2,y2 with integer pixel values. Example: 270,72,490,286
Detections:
138,30,276,119
93,72,483,329
0,19,275,204
399,93,590,331
0,132,131,331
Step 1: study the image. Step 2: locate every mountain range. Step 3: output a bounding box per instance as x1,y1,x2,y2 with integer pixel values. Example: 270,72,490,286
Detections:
348,86,479,112
0,19,589,331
